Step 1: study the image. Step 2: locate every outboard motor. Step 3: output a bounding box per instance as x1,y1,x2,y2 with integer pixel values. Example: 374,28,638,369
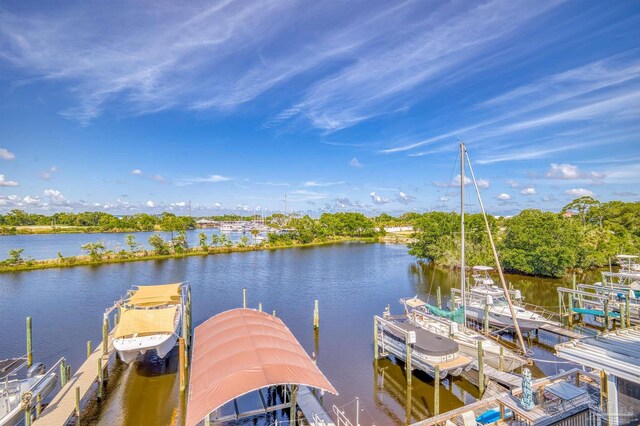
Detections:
27,362,45,378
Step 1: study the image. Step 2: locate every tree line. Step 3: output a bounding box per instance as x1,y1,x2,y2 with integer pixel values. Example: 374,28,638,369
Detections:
408,197,640,278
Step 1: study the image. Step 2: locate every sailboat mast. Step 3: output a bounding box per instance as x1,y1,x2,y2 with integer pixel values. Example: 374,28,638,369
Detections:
464,149,527,353
460,143,466,325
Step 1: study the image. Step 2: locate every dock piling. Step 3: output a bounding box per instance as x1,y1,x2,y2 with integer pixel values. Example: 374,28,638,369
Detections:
483,303,489,335
272,310,276,317
86,341,92,359
436,287,441,309
290,385,298,426
620,302,626,329
625,297,631,327
243,288,247,308
373,319,379,360
434,365,440,416
477,341,485,394
36,394,42,418
24,405,32,426
604,299,610,329
568,294,574,326
406,339,412,387
313,300,319,330
75,386,80,424
97,358,103,400
499,346,504,372
67,365,71,383
26,317,33,367
60,360,67,387
102,317,108,356
258,302,262,312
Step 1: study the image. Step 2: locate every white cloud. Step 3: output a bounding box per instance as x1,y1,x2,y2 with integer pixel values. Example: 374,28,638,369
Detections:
0,175,19,187
545,163,605,181
370,192,390,205
506,179,519,188
397,191,416,204
0,149,15,160
350,157,363,168
520,187,536,196
43,188,68,205
23,196,40,205
40,166,59,180
172,201,186,207
302,181,345,187
131,169,143,175
146,200,155,208
177,174,231,185
497,193,511,200
566,188,594,197
437,175,489,189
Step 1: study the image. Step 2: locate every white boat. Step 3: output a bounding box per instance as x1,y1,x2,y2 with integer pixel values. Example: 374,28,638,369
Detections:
0,358,59,426
458,266,560,332
112,283,187,364
401,297,527,371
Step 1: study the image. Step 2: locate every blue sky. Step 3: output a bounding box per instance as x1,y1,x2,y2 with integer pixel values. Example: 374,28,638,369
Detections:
1,0,639,216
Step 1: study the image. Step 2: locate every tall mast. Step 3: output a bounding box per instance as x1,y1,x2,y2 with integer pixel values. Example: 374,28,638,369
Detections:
465,149,527,353
460,143,466,325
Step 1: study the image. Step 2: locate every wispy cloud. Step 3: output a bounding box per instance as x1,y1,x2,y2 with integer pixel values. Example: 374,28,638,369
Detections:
350,157,363,168
302,180,345,187
0,175,19,187
566,188,594,197
370,192,391,205
175,174,231,186
0,148,15,160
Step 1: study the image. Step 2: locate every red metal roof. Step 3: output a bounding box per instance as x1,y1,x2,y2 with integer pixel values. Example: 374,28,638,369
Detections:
185,308,337,426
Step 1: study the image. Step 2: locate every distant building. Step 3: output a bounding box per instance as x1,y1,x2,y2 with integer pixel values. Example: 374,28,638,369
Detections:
196,219,216,228
562,211,576,218
384,226,413,233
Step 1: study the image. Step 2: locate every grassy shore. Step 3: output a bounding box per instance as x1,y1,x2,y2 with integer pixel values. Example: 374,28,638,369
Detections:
0,237,378,273
2,225,148,235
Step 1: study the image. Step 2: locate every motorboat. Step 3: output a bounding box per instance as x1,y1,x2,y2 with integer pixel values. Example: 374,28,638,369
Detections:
112,282,187,363
459,266,561,332
0,357,59,426
401,297,527,371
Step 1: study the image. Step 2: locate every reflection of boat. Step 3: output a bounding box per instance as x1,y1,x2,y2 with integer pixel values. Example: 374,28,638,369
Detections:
377,313,472,379
0,358,59,426
401,297,527,371
112,283,187,363
458,266,561,332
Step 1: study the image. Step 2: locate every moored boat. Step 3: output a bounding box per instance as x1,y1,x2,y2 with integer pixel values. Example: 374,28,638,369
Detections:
112,282,187,363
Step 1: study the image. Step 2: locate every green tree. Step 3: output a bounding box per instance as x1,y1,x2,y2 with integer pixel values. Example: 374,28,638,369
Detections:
210,233,221,246
7,248,25,265
148,234,170,255
562,196,600,229
198,232,209,251
125,235,141,252
81,241,106,261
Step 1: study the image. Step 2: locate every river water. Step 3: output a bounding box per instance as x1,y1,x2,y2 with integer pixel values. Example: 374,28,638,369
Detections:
0,242,601,425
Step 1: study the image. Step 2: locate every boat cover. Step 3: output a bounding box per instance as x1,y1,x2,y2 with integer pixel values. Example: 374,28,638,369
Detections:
384,320,460,356
113,305,178,339
128,283,182,306
185,308,337,426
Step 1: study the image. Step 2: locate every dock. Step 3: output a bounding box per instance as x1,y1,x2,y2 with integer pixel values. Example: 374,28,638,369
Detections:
33,335,114,425
538,322,585,339
468,360,521,389
297,385,336,426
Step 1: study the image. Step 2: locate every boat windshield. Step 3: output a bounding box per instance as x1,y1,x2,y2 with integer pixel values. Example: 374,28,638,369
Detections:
492,296,508,306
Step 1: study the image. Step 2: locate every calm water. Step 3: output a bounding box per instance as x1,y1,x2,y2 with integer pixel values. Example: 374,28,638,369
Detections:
0,229,253,260
0,242,593,425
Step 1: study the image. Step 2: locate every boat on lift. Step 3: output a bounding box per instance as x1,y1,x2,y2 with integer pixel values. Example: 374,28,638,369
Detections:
0,357,60,426
112,282,188,363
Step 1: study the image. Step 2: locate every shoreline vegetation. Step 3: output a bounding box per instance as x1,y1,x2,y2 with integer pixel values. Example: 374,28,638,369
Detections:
1,197,639,277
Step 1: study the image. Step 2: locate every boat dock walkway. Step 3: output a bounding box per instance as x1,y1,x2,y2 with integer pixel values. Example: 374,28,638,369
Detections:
297,385,336,426
33,335,114,425
538,323,585,339
469,360,521,389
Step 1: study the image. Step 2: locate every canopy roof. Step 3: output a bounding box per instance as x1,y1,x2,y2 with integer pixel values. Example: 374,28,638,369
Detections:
113,305,178,339
128,283,182,307
185,308,337,426
472,265,493,271
404,297,426,308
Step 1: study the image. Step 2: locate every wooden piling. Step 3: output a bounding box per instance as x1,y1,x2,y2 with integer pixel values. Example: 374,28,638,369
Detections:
102,317,108,356
620,302,626,329
26,317,33,367
499,346,504,371
568,294,574,326
603,299,609,329
114,312,119,326
36,394,42,417
290,384,298,426
258,302,263,312
433,365,440,416
25,406,32,426
75,386,80,424
243,288,247,308
179,337,186,393
558,291,564,325
313,300,319,330
406,338,412,387
450,289,455,312
272,310,276,317
60,360,67,387
97,358,103,400
436,287,442,309
205,414,211,426
373,319,379,360
67,365,71,383
477,341,485,394
483,303,489,335
625,297,631,328
86,341,92,358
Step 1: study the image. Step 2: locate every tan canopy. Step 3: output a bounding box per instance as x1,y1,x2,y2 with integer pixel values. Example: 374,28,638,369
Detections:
128,283,182,307
113,306,178,339
185,308,337,426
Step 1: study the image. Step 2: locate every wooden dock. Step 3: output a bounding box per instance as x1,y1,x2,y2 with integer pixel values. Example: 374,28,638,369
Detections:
296,385,336,426
469,360,521,389
33,335,113,425
538,323,585,339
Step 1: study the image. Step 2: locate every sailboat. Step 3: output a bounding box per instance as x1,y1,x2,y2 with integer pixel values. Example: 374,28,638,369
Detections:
112,282,187,363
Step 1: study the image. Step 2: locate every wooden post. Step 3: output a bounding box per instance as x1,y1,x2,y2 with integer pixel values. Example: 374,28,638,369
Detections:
619,302,626,329
272,310,276,317
436,287,442,309
575,371,580,387
558,290,564,325
603,299,609,329
483,302,489,335
450,289,455,312
114,312,119,325
36,394,42,418
478,341,485,394
87,341,92,358
67,365,71,383
433,365,440,416
102,317,109,356
179,337,186,393
568,294,574,326
26,317,33,368
24,406,32,426
313,300,320,330
625,297,631,328
97,358,103,400
60,360,67,387
499,346,504,371
290,385,298,426
373,319,379,360
75,386,81,424
600,370,607,409
205,414,211,426
243,288,247,308
258,302,263,312
406,338,412,388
